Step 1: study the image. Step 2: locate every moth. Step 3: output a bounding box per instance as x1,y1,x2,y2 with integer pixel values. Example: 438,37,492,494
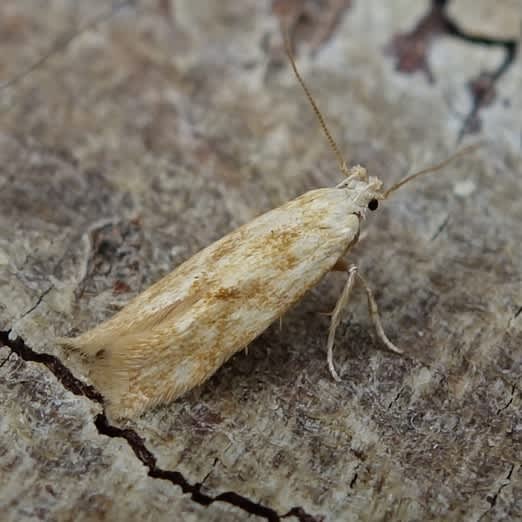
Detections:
60,40,476,419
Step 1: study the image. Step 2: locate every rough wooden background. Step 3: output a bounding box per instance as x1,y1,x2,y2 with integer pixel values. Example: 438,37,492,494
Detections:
1,1,520,521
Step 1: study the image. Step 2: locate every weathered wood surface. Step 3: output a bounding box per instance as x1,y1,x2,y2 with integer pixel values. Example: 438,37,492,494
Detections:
1,1,520,521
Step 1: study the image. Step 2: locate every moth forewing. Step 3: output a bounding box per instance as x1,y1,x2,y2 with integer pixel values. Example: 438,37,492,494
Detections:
61,187,367,418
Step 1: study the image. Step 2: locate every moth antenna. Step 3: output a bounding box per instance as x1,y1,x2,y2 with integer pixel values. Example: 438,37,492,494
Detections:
0,0,135,93
383,143,482,198
283,33,350,177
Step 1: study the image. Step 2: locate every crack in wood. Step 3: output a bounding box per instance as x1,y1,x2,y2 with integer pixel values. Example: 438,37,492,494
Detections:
430,215,450,241
387,385,405,410
386,0,519,142
479,463,516,520
0,329,320,522
495,384,516,415
506,305,522,330
17,285,54,321
349,463,361,489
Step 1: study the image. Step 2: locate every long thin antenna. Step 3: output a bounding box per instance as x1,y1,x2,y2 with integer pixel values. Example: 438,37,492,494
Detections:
0,0,136,93
283,34,350,177
383,143,482,198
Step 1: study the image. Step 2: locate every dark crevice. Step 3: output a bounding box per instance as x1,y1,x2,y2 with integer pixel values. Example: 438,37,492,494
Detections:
0,330,103,402
495,384,516,415
18,285,54,321
0,329,319,522
387,386,404,410
386,0,519,141
93,414,288,519
201,457,220,487
484,463,515,513
430,215,450,241
507,305,522,330
283,507,324,522
349,469,359,489
0,350,13,369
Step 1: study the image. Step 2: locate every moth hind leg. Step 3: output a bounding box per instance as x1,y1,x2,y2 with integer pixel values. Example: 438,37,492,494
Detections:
355,271,403,355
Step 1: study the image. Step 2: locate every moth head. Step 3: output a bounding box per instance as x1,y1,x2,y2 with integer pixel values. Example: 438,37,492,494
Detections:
338,166,384,214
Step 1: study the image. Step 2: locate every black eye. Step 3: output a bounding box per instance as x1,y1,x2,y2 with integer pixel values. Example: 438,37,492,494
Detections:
368,199,379,211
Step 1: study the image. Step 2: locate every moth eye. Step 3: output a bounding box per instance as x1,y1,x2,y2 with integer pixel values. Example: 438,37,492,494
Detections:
368,199,379,211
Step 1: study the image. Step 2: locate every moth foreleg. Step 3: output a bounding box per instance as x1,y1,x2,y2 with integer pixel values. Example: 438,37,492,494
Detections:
326,264,358,381
326,263,403,383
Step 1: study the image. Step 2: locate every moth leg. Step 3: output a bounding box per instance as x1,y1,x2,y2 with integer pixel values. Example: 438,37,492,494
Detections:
327,264,358,381
355,272,403,355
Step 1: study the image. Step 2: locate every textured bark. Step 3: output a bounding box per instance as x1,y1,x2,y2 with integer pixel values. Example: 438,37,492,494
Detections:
1,1,520,521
